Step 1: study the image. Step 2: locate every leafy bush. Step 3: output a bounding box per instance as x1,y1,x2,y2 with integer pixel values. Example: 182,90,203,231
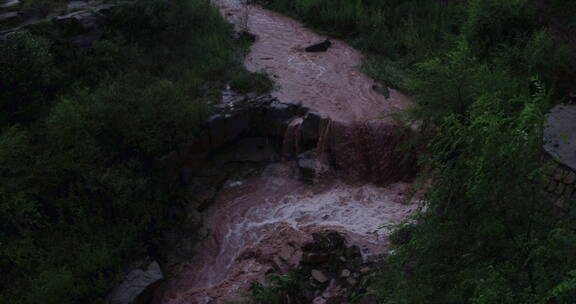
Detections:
249,273,301,304
463,0,537,59
0,0,271,303
372,80,563,304
0,32,59,125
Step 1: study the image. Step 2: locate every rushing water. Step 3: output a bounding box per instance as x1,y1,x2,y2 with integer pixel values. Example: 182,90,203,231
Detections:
218,0,411,123
158,165,415,304
155,1,416,303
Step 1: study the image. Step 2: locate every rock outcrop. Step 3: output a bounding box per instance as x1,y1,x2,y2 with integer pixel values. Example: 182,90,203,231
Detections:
544,103,576,171
0,0,116,47
254,230,380,304
107,260,164,304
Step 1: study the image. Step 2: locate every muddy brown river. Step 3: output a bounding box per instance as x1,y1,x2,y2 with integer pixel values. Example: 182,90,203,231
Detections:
155,1,416,303
220,0,411,123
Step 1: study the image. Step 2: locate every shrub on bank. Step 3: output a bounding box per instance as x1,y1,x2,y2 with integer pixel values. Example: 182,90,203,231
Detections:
0,0,271,303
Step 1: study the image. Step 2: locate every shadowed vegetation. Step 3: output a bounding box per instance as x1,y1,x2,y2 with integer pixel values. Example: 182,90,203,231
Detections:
0,0,271,303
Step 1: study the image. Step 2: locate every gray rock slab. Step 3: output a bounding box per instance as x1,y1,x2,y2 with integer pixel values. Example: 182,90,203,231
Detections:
261,101,299,137
301,111,323,143
108,261,163,304
0,0,20,10
544,104,576,171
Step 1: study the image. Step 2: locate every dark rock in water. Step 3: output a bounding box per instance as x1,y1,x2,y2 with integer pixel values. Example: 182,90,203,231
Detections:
107,260,164,304
305,39,332,52
301,111,323,143
261,101,300,137
372,83,390,98
232,30,256,43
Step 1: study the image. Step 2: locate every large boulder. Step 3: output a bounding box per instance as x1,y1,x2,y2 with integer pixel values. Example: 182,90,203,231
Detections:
260,101,301,137
544,104,576,171
305,39,332,52
207,110,252,150
301,111,323,144
107,260,164,304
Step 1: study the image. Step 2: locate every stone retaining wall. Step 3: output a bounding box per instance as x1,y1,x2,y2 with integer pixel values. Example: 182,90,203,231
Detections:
544,161,576,211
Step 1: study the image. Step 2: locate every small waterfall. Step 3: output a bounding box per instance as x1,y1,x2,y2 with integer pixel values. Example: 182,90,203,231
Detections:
281,117,303,160
315,116,333,161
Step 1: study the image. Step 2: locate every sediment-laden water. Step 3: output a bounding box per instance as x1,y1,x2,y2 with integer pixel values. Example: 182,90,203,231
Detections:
218,0,411,123
156,1,416,303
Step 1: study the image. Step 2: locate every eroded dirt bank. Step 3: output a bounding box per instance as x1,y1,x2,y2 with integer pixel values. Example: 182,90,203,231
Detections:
155,1,417,303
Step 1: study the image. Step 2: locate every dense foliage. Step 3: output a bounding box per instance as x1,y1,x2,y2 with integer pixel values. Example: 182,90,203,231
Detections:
255,0,576,303
0,0,271,303
256,0,573,94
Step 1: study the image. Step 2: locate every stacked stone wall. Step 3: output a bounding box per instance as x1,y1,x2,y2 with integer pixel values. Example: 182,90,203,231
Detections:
544,162,576,211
